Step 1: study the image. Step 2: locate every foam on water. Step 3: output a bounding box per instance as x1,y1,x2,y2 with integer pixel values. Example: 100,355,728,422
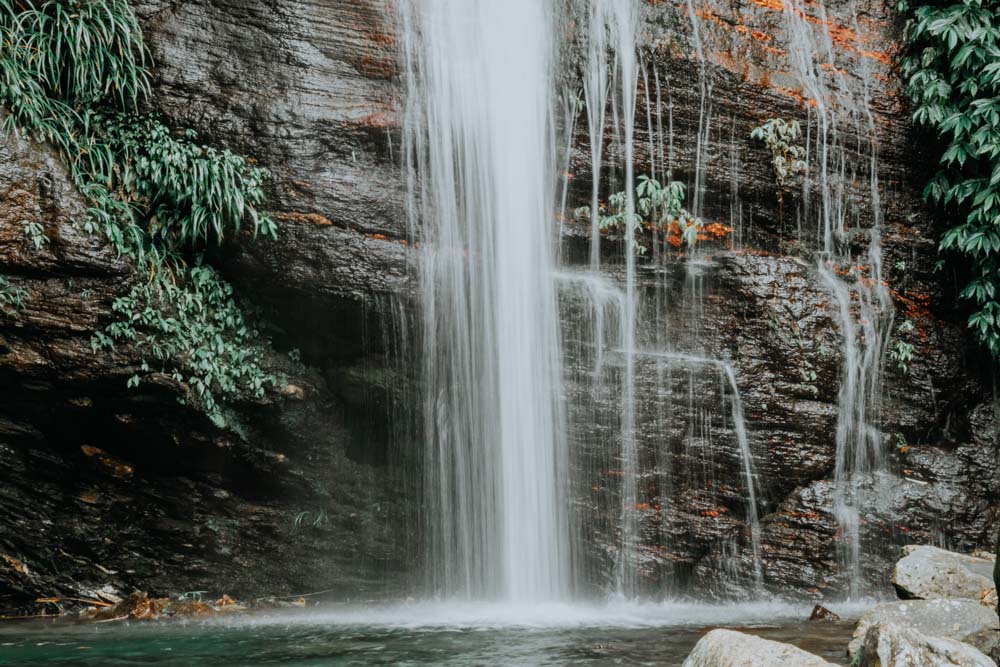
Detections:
219,599,878,631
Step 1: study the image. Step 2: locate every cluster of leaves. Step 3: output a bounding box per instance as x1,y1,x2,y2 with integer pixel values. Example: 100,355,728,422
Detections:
0,277,27,316
93,114,276,249
750,118,807,204
1,0,277,420
576,173,701,254
889,320,917,373
92,262,272,424
897,0,1000,357
21,220,48,250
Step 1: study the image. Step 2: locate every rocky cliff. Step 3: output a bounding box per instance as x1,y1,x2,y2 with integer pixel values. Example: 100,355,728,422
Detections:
0,0,997,613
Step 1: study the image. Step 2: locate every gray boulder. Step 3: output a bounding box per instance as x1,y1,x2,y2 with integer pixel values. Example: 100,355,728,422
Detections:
894,545,996,603
856,622,994,666
682,628,836,666
848,599,1000,659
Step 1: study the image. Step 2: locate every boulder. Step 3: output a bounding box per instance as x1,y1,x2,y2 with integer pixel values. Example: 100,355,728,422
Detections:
848,599,1000,659
894,545,996,603
681,628,836,667
856,622,995,667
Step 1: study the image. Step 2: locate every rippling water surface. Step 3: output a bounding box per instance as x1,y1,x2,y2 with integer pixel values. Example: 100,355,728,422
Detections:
0,601,863,665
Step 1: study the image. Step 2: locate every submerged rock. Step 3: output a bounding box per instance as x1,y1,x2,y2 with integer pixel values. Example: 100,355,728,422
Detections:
856,622,995,667
809,604,841,621
848,599,1000,659
681,628,836,666
893,545,996,603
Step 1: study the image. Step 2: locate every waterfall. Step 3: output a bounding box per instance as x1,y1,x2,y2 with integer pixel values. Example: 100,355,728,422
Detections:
781,0,894,597
401,0,569,601
402,0,773,601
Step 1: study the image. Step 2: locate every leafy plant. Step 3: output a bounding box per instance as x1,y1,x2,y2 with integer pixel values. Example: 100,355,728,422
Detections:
1,0,278,419
890,320,917,373
93,114,276,248
93,261,274,425
0,277,28,315
21,220,48,250
893,433,911,455
578,172,702,254
750,118,807,210
897,0,1000,357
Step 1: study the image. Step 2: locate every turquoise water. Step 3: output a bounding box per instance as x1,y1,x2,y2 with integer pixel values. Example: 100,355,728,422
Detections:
0,601,859,666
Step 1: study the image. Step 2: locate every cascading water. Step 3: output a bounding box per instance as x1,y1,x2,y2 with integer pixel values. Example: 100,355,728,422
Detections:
401,0,820,603
781,0,894,597
401,0,569,601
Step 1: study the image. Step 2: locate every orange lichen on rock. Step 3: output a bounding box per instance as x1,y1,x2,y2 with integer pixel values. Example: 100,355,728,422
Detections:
356,55,395,79
744,0,891,65
360,111,394,129
80,445,135,479
748,0,785,11
771,85,819,108
891,289,933,341
699,507,729,517
364,31,396,47
275,211,334,227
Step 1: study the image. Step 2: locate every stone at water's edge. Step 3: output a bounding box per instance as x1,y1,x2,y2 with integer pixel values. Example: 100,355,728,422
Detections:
848,599,1000,659
856,622,995,667
681,628,836,666
893,545,997,604
810,604,841,621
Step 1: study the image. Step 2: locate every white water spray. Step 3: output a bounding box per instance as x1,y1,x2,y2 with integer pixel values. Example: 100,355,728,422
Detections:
402,0,569,601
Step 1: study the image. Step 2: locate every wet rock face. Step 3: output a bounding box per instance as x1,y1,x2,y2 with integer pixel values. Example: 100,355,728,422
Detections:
1,0,998,610
130,0,410,307
561,0,999,596
0,130,413,614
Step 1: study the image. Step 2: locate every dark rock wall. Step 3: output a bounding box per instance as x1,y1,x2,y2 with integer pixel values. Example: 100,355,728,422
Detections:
555,0,999,596
0,0,997,612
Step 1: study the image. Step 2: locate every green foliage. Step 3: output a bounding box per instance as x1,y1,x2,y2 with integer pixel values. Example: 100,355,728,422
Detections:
93,261,274,424
894,432,909,450
94,114,276,248
750,118,807,202
20,220,48,250
890,320,917,373
898,0,1000,357
577,172,702,254
1,0,277,419
0,0,147,144
0,276,28,315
